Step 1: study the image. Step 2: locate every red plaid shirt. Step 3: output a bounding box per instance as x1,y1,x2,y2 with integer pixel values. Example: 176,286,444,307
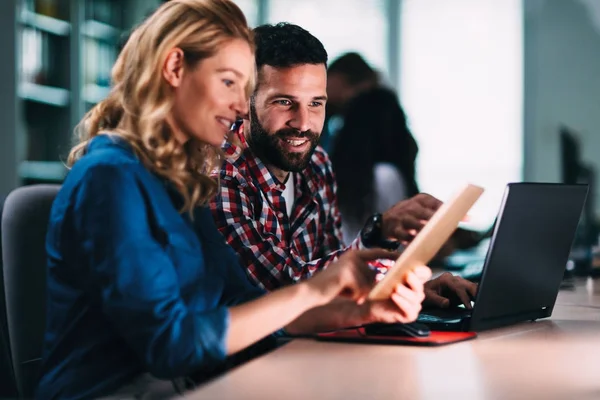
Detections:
209,132,362,290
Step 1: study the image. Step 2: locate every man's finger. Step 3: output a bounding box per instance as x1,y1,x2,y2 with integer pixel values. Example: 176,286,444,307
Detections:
415,193,443,210
466,281,479,298
423,291,451,308
391,228,411,242
354,249,400,262
409,206,436,221
392,216,423,239
455,288,473,309
402,214,425,229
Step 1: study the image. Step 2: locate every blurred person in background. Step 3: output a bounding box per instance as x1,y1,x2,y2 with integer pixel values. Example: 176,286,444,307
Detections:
330,87,486,261
330,87,419,243
322,52,380,151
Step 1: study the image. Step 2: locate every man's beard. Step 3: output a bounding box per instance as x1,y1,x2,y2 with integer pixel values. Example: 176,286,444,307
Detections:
248,104,320,173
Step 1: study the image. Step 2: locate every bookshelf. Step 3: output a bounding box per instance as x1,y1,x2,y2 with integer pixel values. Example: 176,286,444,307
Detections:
0,0,161,196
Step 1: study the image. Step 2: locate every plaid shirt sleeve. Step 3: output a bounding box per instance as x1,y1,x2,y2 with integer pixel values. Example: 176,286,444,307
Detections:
210,171,358,291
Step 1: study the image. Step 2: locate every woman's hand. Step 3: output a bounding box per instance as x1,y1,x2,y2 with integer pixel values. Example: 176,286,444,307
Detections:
227,249,397,353
304,249,399,306
285,262,432,335
357,266,431,325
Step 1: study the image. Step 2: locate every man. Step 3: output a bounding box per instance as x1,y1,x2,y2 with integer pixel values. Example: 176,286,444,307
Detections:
210,23,475,309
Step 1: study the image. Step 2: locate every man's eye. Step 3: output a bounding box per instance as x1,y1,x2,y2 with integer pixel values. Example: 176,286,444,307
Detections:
311,101,323,107
275,100,292,106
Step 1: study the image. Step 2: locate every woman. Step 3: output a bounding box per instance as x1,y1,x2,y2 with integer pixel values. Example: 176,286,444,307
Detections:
331,87,420,243
331,87,485,255
37,1,430,398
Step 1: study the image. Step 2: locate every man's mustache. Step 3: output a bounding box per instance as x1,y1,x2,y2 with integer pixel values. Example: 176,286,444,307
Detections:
275,130,319,140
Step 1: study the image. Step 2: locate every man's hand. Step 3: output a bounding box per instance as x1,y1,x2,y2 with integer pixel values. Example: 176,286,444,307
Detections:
382,193,443,242
423,272,478,309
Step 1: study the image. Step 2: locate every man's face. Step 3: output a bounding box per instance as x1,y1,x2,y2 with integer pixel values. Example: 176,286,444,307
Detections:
247,64,327,173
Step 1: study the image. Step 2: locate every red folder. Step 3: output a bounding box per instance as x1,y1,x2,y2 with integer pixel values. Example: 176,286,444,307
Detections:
315,327,477,347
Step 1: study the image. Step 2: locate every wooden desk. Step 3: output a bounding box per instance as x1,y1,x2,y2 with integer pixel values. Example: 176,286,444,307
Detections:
184,278,600,400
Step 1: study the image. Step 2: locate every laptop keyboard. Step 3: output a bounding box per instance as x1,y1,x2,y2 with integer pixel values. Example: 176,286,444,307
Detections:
417,314,460,324
421,307,472,319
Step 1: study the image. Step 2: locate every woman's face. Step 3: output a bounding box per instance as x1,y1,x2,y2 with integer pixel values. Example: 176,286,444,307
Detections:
167,38,253,147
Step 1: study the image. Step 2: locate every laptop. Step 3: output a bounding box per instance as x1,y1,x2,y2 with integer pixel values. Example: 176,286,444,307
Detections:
417,182,588,332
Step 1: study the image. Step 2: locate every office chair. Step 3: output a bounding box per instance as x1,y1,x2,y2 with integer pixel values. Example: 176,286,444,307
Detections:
1,184,60,398
0,194,18,398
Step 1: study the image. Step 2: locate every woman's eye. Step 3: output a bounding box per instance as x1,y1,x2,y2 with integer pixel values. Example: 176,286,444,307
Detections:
223,79,234,87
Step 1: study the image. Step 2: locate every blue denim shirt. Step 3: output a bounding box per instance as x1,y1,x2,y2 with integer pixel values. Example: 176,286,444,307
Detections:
37,135,265,399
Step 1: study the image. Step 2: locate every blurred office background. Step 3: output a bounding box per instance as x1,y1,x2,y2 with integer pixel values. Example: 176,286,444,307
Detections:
0,0,599,231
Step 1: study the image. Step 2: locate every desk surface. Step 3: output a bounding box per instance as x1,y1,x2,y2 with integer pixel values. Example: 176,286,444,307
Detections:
184,278,600,400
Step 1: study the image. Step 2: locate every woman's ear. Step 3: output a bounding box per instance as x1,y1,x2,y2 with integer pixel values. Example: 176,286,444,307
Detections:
163,48,186,88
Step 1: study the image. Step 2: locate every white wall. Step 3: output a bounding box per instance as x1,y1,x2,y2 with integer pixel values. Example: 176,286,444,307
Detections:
400,0,523,230
524,0,600,214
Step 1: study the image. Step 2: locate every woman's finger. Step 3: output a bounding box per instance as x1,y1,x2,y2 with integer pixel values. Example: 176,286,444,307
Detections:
390,293,420,322
393,282,422,305
413,265,432,281
404,271,426,295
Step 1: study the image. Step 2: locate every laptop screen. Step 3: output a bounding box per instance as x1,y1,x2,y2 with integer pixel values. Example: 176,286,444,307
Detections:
471,183,587,328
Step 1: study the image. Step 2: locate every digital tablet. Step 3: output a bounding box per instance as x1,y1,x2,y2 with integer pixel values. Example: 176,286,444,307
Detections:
367,183,484,301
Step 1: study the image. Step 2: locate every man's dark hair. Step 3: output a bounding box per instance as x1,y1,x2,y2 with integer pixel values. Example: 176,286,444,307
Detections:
253,22,328,70
327,52,378,85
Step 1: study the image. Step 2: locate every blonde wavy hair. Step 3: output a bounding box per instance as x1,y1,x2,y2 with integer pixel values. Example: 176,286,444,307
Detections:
68,0,254,213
